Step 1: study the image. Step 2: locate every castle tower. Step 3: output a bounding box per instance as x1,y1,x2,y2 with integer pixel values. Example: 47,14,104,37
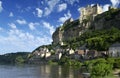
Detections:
79,4,103,23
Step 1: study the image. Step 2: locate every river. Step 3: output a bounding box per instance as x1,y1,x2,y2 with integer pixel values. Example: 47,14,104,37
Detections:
0,64,83,78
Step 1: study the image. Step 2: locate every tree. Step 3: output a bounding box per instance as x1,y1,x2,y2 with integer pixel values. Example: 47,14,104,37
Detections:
15,56,25,64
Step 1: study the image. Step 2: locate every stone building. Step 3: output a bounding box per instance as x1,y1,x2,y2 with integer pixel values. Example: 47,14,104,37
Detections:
79,4,103,23
33,47,51,58
109,43,120,57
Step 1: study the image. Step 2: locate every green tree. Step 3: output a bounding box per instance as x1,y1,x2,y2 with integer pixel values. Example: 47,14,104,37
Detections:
15,56,25,64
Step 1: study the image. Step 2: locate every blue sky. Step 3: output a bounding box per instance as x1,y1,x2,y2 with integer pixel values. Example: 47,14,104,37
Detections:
0,0,120,54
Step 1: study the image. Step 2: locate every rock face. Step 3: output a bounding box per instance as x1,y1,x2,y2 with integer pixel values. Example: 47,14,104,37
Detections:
94,9,120,29
52,19,85,45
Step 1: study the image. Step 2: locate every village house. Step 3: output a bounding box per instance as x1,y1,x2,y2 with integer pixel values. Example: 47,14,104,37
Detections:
74,50,85,60
55,52,62,60
67,49,75,55
32,47,52,59
109,43,120,57
86,50,98,59
97,51,108,58
45,52,51,58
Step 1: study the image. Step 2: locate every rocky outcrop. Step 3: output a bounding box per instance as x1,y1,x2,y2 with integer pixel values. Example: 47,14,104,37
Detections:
52,19,86,45
94,9,120,29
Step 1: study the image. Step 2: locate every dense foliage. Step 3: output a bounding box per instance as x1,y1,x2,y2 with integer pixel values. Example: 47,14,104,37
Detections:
0,52,30,64
63,27,120,51
58,56,82,68
83,58,120,78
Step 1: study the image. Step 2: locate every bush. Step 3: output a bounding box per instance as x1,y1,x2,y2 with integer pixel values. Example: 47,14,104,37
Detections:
113,58,120,68
15,56,25,64
90,58,112,78
91,63,112,78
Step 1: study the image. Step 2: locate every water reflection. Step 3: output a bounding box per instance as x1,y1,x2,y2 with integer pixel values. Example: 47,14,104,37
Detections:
0,65,83,78
39,65,83,78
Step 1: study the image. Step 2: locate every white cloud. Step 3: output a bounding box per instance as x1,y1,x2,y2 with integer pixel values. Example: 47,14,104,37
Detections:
0,28,52,54
16,19,27,25
9,12,14,17
36,8,43,17
77,7,81,12
58,11,72,23
44,7,51,16
58,3,67,12
43,21,55,35
0,27,3,31
8,23,17,29
65,0,79,5
102,4,110,12
44,0,60,16
25,7,31,12
0,1,3,13
110,0,120,7
28,22,39,30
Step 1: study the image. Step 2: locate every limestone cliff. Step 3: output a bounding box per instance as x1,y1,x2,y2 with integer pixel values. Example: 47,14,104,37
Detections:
52,19,86,45
94,9,120,29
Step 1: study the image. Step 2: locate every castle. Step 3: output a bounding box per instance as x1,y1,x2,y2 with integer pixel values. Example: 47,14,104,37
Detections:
52,4,103,45
79,4,103,23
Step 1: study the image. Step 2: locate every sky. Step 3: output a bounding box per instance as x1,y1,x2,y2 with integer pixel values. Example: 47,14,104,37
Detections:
0,0,120,54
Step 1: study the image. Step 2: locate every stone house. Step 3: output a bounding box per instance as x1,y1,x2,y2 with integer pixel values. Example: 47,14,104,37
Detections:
97,51,108,57
86,50,98,59
109,43,120,57
55,52,62,60
32,47,52,59
68,49,75,55
45,52,51,58
40,52,45,58
74,50,85,60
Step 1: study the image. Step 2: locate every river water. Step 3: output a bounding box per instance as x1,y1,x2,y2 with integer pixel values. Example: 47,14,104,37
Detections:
0,64,83,78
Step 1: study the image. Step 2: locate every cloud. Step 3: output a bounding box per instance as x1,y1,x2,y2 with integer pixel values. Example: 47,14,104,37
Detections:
0,27,52,54
0,1,3,13
44,0,60,16
58,11,72,23
65,0,79,5
28,22,39,30
102,4,110,12
8,23,17,29
16,19,27,25
44,7,51,16
58,3,67,12
9,12,14,17
36,8,43,17
25,7,31,12
0,27,3,31
77,7,81,12
110,0,120,7
43,21,55,35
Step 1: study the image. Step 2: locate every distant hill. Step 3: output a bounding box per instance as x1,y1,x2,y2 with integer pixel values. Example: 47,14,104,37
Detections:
0,52,30,64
